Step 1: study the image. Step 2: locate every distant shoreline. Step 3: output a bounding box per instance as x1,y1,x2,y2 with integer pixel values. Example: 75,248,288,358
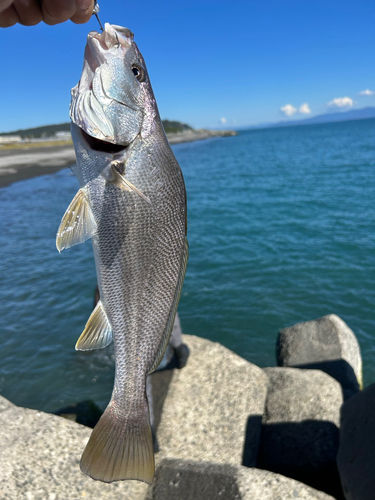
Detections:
0,130,236,189
166,129,236,144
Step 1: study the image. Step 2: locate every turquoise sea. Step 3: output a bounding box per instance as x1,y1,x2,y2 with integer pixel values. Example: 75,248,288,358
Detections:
1,118,375,412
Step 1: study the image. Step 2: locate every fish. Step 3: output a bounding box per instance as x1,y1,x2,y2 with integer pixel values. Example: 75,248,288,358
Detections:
56,23,188,483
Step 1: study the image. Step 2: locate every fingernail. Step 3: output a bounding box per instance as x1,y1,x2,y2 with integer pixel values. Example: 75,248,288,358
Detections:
76,0,92,12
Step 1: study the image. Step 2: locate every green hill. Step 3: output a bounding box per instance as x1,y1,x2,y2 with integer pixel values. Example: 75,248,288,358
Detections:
0,123,71,139
0,120,194,139
162,120,193,134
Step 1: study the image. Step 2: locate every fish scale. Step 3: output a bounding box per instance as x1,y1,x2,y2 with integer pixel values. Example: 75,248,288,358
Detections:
56,24,188,483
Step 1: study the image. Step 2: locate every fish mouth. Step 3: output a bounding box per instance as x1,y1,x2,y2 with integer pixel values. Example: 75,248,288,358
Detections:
88,24,134,52
84,24,134,85
80,128,128,154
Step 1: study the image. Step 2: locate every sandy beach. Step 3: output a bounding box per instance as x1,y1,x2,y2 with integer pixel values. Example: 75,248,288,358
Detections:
0,130,236,189
0,144,75,188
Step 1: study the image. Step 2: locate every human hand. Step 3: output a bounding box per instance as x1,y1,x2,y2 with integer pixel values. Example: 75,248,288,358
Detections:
0,0,95,28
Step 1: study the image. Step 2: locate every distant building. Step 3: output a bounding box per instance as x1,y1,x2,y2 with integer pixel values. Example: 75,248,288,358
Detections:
55,131,71,140
0,135,22,143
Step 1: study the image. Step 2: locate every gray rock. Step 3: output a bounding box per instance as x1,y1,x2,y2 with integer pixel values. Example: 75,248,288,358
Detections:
237,466,336,500
337,383,375,500
0,396,149,500
277,314,362,399
0,394,14,412
147,458,335,500
258,367,344,498
153,334,268,466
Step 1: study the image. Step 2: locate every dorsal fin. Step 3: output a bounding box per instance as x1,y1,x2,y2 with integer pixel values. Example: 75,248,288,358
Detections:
56,188,97,253
148,237,189,374
76,300,113,351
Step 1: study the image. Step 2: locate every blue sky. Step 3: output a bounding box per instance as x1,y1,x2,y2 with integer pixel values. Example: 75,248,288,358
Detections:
1,0,375,132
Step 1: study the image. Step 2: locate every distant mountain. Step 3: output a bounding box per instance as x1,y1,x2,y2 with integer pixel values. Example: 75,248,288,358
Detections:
277,106,375,127
0,120,194,138
249,107,375,130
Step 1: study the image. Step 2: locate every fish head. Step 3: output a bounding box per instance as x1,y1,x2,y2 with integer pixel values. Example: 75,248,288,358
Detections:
70,23,154,148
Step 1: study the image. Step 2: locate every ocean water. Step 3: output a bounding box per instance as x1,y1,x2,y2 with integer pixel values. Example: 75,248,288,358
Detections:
1,118,375,413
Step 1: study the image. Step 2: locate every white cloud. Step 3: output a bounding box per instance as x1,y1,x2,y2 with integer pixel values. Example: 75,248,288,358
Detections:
220,117,227,124
358,89,375,96
280,104,297,116
327,97,353,108
299,103,311,114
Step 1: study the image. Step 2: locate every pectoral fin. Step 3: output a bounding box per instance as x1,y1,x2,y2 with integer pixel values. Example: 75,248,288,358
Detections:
56,188,97,253
76,300,113,351
110,164,151,204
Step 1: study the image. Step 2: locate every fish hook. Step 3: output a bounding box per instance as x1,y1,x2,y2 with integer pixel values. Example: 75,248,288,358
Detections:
93,1,104,31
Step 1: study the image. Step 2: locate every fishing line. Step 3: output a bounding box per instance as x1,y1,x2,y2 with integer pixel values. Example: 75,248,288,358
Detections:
93,1,104,31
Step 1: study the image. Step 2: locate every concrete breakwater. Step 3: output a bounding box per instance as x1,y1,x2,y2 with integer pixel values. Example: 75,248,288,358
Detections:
0,314,370,500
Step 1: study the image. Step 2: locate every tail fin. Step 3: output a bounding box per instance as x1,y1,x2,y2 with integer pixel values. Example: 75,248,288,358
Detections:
79,402,154,483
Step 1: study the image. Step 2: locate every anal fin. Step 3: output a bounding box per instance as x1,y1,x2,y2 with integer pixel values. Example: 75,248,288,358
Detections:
76,300,113,351
56,188,97,252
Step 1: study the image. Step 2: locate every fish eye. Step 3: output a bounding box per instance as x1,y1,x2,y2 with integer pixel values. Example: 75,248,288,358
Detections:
132,64,145,82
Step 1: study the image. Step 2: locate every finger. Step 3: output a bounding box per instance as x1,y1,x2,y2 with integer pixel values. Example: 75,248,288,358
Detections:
41,0,76,25
0,5,20,27
0,0,14,12
70,0,94,25
13,0,42,26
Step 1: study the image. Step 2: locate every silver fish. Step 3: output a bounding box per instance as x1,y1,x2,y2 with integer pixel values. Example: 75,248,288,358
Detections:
56,24,188,483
